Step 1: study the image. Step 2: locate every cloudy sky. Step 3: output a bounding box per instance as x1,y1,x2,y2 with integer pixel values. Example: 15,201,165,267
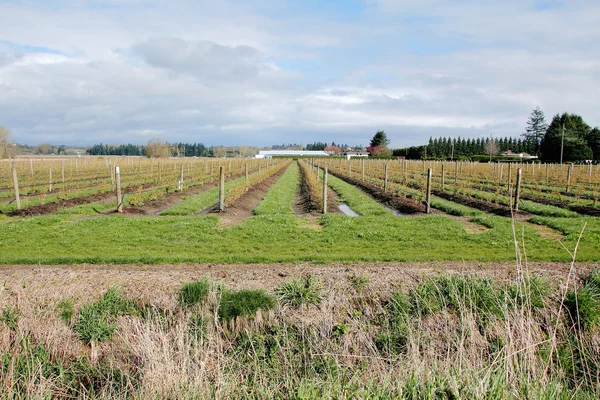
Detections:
1,0,598,147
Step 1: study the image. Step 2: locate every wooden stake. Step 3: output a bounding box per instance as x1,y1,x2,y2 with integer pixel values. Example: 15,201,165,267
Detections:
245,163,249,183
426,168,432,214
179,165,184,191
362,159,365,182
115,166,123,213
384,164,388,192
442,163,446,190
219,166,225,211
49,168,53,192
323,168,328,214
566,164,573,193
12,168,21,210
30,159,34,177
514,168,522,211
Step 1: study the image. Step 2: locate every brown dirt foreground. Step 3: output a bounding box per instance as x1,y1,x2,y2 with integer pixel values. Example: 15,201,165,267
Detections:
0,261,595,304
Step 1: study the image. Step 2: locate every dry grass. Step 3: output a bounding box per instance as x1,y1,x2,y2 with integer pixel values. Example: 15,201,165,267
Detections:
1,258,599,398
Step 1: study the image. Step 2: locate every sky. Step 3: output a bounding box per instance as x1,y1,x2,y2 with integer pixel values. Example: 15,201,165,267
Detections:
0,0,599,148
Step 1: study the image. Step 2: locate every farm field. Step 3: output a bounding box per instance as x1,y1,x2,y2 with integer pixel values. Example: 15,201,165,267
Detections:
1,157,600,398
0,158,599,264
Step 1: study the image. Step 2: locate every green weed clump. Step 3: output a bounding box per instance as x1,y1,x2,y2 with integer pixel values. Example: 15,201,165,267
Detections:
57,299,74,325
73,286,139,344
0,336,133,398
392,275,503,319
0,306,20,330
565,270,600,331
179,277,211,306
276,274,323,308
347,273,370,293
219,289,276,321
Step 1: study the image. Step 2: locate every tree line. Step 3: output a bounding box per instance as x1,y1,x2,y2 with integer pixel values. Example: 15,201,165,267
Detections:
392,109,599,162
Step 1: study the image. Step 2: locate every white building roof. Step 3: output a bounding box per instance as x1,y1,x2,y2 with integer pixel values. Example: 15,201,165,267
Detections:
255,150,329,158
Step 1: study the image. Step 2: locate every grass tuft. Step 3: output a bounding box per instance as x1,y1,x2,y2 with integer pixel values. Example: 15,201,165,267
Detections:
276,274,324,308
219,289,276,321
0,306,20,330
73,286,139,344
57,299,74,325
179,277,211,306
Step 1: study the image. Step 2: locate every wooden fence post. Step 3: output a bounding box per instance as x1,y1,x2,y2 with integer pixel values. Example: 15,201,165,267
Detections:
323,168,328,214
361,159,365,182
348,159,352,177
441,163,445,190
426,168,432,214
49,168,53,192
384,164,388,192
245,163,249,183
219,166,225,211
454,162,458,184
514,168,522,211
179,165,184,191
12,168,21,210
115,166,123,213
566,163,573,193
30,159,34,177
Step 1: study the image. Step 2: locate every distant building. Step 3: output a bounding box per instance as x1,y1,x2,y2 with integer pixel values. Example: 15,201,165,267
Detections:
500,150,538,160
255,150,329,159
343,150,370,160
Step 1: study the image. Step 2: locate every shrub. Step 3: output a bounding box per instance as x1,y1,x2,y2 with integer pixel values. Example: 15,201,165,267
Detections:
219,289,276,321
57,299,74,325
73,287,138,344
179,278,211,306
276,274,323,308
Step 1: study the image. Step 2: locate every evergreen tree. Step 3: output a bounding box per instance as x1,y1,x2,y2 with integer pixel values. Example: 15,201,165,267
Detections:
523,107,548,155
541,113,593,162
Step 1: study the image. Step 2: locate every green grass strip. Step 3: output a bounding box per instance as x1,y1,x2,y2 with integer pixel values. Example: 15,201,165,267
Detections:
160,176,246,216
430,196,484,217
519,200,581,218
326,174,390,216
253,162,299,216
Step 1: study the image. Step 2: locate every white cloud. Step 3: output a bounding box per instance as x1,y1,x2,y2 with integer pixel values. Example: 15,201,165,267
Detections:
0,0,598,147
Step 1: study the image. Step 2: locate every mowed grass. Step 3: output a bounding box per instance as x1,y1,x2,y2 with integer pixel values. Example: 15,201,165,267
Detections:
160,176,246,216
253,162,298,216
1,211,598,264
326,173,390,216
430,196,484,217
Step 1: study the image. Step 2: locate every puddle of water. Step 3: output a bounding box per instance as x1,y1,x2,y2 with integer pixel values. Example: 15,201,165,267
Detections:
384,205,407,217
338,202,360,217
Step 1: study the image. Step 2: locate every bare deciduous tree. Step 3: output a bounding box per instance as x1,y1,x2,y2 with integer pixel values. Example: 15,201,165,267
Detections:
0,126,16,158
146,138,170,158
485,138,500,161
